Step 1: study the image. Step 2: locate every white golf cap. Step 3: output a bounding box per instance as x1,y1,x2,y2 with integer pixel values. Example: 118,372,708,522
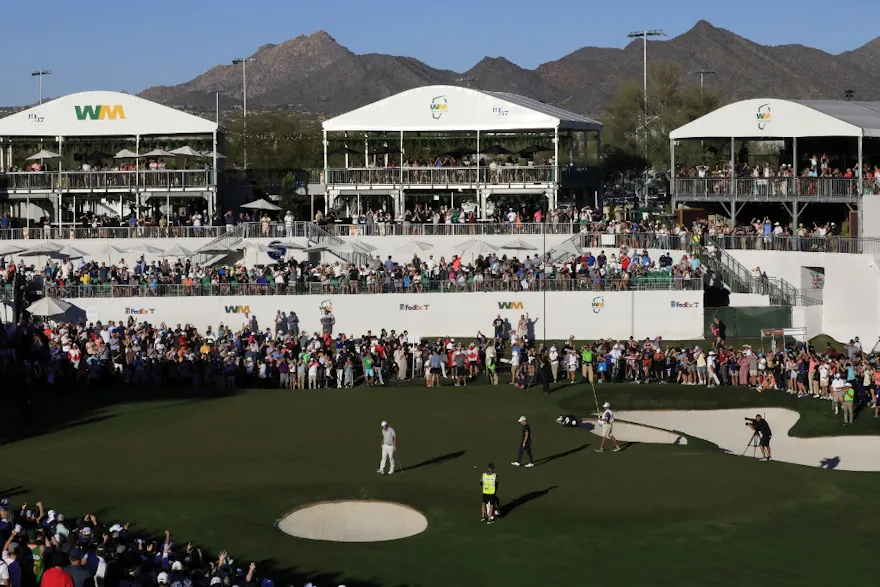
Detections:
518,416,527,422
381,421,388,427
603,402,610,408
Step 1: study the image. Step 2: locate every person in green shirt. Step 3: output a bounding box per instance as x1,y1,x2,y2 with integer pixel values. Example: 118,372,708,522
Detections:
580,346,594,383
363,354,375,386
842,382,855,425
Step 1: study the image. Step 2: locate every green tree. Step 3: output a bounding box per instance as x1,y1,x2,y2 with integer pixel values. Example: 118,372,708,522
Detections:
224,111,323,169
602,61,722,173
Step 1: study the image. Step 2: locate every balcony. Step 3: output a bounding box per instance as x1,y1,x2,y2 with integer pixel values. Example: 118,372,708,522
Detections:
324,165,556,189
0,170,214,193
671,177,876,202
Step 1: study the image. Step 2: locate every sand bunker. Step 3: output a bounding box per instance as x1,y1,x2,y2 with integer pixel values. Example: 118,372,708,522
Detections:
580,419,688,445
277,500,428,542
618,408,880,472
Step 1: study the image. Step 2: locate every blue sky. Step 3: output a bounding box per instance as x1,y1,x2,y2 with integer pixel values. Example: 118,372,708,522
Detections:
1,0,876,105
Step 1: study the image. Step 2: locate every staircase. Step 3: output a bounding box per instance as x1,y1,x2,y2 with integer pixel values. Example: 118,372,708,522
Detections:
702,245,820,306
305,222,372,266
193,223,249,266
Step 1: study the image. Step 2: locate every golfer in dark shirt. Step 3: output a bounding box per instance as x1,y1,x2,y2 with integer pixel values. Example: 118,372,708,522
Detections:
511,416,534,467
752,414,772,461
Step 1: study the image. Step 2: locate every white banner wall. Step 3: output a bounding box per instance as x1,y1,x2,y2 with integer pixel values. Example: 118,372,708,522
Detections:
63,290,704,340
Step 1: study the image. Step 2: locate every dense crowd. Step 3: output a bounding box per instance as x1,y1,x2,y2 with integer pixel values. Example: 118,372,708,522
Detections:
0,500,287,587
29,244,701,299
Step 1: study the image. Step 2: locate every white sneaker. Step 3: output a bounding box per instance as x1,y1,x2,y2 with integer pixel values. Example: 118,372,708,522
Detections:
511,461,521,466
613,446,622,452
377,469,385,474
388,470,395,475
524,463,534,468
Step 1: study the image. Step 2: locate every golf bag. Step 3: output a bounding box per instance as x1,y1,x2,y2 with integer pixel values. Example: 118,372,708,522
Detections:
556,414,581,428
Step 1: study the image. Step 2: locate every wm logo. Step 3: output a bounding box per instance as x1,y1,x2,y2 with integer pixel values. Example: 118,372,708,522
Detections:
497,301,524,310
225,305,251,315
74,105,126,121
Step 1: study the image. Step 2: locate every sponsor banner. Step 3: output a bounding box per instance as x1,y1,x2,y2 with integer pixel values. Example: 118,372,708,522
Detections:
63,290,704,340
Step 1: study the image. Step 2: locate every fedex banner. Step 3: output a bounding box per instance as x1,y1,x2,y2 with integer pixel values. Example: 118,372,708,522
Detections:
63,290,703,340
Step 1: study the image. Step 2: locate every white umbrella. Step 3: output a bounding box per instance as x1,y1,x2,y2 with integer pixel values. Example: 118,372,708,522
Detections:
241,198,282,212
19,243,64,257
331,241,372,254
201,150,227,159
126,243,164,254
114,149,139,159
159,244,196,258
500,238,538,251
455,238,498,255
95,243,130,258
0,243,26,256
140,148,174,158
392,239,434,255
26,297,72,317
237,241,279,253
26,149,61,161
56,244,89,259
270,240,307,250
169,146,204,157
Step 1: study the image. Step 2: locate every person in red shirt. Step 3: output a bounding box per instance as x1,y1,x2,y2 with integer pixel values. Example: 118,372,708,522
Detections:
41,553,74,587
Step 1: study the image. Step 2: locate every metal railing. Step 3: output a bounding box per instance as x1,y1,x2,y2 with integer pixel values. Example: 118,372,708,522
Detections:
0,225,232,240
325,222,581,237
325,166,556,186
2,170,214,191
672,177,879,200
50,276,702,299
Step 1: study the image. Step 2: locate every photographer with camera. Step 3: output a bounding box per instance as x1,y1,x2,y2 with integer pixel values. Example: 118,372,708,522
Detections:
746,414,772,461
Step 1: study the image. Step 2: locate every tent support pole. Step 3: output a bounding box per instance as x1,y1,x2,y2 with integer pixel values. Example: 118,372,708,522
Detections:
858,135,864,238
552,126,559,211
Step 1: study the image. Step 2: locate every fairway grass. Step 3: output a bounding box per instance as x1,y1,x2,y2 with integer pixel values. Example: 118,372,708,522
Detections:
0,380,876,587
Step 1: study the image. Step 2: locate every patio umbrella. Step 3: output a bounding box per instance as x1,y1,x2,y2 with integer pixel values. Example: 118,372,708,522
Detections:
83,151,112,161
127,243,164,254
169,146,204,157
140,148,175,158
19,243,64,257
392,239,434,255
0,243,25,256
200,150,227,159
441,146,478,156
114,149,139,159
95,243,130,258
327,146,363,156
26,149,61,160
331,241,372,254
500,238,538,251
237,241,281,253
370,144,399,155
56,244,90,259
26,297,72,318
481,145,514,155
159,243,196,258
241,198,282,211
456,238,498,255
519,145,553,156
263,240,307,250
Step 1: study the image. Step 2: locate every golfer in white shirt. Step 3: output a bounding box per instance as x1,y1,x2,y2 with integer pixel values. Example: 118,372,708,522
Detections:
596,402,621,452
377,421,397,475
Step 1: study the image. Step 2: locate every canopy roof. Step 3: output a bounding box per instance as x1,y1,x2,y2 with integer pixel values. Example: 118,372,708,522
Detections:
0,91,218,138
670,98,880,140
322,85,602,133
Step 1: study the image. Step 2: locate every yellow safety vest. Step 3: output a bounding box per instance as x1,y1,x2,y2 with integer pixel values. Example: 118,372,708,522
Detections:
482,472,496,495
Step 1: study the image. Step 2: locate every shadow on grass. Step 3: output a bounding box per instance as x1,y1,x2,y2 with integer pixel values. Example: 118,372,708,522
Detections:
504,486,558,517
535,444,588,465
404,450,466,471
0,485,29,500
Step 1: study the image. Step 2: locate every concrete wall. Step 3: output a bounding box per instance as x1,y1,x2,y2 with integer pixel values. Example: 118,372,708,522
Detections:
728,294,770,307
61,290,705,341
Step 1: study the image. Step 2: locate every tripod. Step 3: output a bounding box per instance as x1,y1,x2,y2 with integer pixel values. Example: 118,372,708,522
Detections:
741,431,762,459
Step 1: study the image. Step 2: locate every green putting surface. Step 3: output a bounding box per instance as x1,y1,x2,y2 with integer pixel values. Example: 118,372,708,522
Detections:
0,379,876,587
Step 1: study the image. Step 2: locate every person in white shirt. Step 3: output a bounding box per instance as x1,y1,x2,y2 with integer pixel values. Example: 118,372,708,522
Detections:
548,346,560,382
595,402,621,452
377,421,397,475
830,373,846,415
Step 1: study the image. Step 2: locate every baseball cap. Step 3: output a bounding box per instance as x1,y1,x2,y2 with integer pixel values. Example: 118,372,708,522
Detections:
518,416,526,422
603,402,611,408
69,548,82,561
158,572,170,584
172,561,184,572
211,579,222,586
380,421,387,427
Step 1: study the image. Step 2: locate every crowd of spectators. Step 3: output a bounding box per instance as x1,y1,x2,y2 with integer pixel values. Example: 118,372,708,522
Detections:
0,499,292,587
29,243,701,299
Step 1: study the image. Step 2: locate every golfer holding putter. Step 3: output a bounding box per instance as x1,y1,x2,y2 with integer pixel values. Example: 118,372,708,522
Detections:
377,420,397,474
596,402,622,452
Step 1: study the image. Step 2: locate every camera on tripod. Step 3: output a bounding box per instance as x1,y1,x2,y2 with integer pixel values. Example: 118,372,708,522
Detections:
744,417,757,426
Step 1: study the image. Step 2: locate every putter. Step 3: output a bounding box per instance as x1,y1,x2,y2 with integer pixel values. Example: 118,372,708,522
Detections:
396,450,404,472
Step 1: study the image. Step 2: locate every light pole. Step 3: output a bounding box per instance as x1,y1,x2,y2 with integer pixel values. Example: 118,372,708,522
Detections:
627,30,665,208
214,92,221,125
687,68,716,103
232,57,256,169
31,70,53,105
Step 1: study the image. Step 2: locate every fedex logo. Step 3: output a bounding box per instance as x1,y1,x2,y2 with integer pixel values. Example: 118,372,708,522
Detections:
670,301,700,308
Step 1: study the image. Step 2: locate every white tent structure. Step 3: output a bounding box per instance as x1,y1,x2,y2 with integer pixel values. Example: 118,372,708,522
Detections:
669,98,880,236
321,85,603,219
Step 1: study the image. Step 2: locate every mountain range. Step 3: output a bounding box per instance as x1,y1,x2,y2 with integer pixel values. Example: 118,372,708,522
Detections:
139,21,880,118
